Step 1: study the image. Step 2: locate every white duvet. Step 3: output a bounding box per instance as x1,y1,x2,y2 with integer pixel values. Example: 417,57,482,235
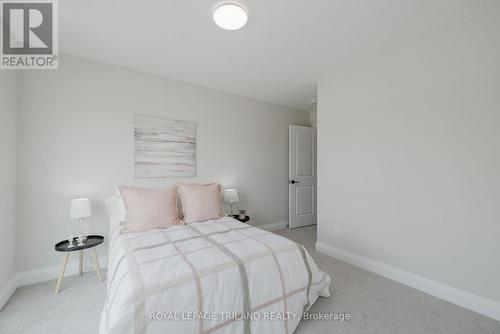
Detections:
100,211,331,334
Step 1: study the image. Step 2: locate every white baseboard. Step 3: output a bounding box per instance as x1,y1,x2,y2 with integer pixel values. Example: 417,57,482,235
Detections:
15,256,108,288
0,256,107,310
316,241,500,322
0,275,17,311
258,220,289,231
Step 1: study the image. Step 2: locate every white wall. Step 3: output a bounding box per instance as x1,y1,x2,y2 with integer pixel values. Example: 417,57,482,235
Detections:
16,54,309,272
0,72,17,292
318,15,500,308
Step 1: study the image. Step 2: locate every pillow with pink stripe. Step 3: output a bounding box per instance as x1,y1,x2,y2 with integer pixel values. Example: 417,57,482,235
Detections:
119,186,182,232
178,183,224,224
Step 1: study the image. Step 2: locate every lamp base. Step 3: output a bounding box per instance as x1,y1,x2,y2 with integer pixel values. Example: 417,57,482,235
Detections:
79,218,87,241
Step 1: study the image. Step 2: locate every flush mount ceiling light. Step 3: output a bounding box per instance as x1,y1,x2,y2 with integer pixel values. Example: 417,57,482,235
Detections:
213,3,248,30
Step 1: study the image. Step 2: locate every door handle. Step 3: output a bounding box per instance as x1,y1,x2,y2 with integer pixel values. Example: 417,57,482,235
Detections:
289,180,299,184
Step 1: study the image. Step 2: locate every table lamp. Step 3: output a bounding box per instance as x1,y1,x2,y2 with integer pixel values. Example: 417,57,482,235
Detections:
70,198,92,244
223,189,239,215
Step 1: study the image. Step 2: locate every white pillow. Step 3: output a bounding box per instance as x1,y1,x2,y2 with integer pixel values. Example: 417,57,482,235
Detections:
105,196,126,228
115,189,126,222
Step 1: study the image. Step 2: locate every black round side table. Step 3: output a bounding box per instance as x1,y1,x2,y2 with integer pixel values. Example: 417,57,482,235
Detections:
230,214,250,223
54,235,104,294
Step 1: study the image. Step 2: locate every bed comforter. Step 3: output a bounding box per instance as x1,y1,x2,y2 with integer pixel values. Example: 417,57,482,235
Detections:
99,216,331,334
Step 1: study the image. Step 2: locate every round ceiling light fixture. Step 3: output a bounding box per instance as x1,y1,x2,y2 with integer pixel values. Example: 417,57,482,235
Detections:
213,3,248,30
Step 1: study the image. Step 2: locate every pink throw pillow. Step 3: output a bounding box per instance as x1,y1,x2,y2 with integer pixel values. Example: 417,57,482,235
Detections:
178,183,224,223
119,186,182,232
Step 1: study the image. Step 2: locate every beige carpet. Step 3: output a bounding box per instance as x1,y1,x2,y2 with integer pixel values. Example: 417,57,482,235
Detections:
1,226,499,334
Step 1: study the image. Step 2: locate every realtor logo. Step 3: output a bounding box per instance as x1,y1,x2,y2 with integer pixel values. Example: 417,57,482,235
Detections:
1,0,58,69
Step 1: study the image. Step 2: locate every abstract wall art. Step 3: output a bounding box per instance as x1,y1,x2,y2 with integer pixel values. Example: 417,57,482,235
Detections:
134,115,196,178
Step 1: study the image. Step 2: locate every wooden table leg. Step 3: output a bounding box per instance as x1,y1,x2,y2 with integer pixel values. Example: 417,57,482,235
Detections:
54,253,70,294
93,248,103,282
79,250,83,275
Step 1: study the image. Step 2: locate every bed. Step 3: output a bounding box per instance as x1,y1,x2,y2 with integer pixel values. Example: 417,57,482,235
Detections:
100,198,331,334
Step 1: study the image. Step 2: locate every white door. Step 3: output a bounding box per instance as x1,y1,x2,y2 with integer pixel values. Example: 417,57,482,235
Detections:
289,125,317,228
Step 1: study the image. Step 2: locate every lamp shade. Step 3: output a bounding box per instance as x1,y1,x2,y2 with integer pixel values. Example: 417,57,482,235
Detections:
70,198,92,219
223,189,239,204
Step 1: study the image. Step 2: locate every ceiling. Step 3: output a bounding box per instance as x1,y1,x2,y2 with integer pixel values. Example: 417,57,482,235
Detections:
60,0,500,111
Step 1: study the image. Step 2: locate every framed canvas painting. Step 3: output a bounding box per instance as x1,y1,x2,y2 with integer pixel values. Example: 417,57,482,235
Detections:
134,115,196,178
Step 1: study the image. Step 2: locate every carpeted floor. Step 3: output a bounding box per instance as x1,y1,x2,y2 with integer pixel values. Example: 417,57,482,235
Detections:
1,226,499,334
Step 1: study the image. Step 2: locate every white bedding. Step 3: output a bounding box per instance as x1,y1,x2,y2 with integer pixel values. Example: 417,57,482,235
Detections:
100,208,331,334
